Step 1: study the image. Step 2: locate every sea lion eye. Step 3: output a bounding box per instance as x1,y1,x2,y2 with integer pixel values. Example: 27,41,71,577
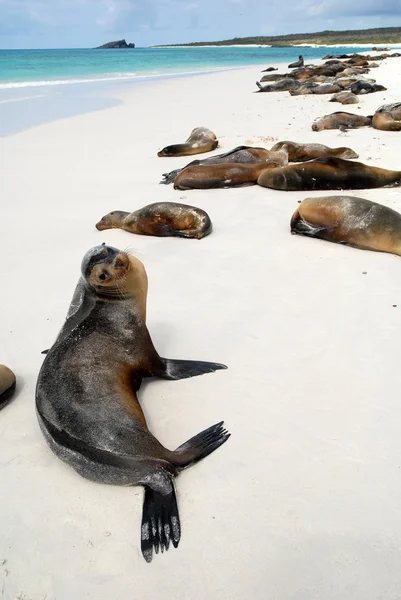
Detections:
115,260,123,268
99,273,107,281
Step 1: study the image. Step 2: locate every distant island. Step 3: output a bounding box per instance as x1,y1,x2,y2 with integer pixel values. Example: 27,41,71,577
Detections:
95,39,135,49
153,26,401,48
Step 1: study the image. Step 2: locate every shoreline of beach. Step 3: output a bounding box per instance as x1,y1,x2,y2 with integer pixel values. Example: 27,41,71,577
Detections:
2,52,401,599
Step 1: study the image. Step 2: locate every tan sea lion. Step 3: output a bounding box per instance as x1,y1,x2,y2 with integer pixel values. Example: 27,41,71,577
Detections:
95,202,212,240
270,141,359,162
161,145,288,185
312,112,372,131
0,365,16,410
157,127,218,157
36,244,229,563
372,103,401,131
329,91,359,105
257,157,401,191
174,161,281,190
291,195,401,256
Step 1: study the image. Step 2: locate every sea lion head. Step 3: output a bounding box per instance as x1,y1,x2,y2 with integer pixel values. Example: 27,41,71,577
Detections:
157,145,181,157
95,211,128,231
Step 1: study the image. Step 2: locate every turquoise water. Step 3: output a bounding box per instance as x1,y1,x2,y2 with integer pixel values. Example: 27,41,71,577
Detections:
0,46,385,88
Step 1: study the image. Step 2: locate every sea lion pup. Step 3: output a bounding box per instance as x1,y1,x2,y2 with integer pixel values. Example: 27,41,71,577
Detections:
161,145,288,185
330,91,359,105
257,157,401,191
95,202,212,240
36,245,229,563
373,103,401,131
290,196,401,256
174,161,281,190
255,79,299,92
270,141,359,162
350,81,387,95
0,365,16,410
261,66,278,72
288,55,304,68
157,127,218,157
312,112,372,132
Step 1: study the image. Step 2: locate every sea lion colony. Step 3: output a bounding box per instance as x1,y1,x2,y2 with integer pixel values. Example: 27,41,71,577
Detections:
3,49,401,564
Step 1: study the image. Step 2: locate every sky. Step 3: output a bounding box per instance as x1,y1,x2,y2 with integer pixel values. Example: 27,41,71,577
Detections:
0,0,400,49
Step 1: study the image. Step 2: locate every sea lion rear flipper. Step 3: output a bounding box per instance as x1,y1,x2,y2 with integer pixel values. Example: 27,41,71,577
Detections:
141,485,181,562
41,349,49,355
160,169,182,185
153,357,227,380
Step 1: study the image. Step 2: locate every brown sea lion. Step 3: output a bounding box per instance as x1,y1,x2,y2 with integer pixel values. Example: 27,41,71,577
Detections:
270,141,359,162
95,202,212,240
372,103,401,131
330,91,359,104
174,161,280,190
257,157,401,191
160,145,288,184
291,195,401,256
0,365,16,410
312,112,372,131
288,55,304,68
157,127,218,157
256,79,299,92
36,244,229,563
290,83,342,96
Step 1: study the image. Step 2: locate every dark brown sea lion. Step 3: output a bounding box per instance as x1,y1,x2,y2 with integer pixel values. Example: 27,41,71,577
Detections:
312,112,372,131
329,91,359,104
174,161,281,190
95,202,212,240
261,66,278,72
350,81,387,95
291,195,401,256
157,127,218,157
257,157,401,191
36,245,229,563
288,55,304,68
160,145,288,185
372,103,401,131
0,365,16,410
270,141,359,162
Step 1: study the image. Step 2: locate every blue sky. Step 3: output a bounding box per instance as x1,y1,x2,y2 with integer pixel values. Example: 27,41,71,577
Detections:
0,0,400,49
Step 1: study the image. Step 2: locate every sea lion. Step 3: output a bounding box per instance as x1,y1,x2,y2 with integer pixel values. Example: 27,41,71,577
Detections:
291,195,401,256
290,83,342,96
350,81,387,95
160,145,288,184
173,161,281,190
312,112,372,131
0,365,16,410
95,202,212,240
256,79,299,92
270,141,359,162
257,157,401,191
36,244,229,563
261,66,278,72
157,127,218,157
372,103,401,131
329,91,359,105
288,55,304,68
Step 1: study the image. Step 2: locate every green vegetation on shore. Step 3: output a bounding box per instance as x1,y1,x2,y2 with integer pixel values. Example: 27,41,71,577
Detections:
154,27,401,47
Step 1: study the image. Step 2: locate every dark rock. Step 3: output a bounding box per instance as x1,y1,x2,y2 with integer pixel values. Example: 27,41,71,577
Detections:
95,39,135,49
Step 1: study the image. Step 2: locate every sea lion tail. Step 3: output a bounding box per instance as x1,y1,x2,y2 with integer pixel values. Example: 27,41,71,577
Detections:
141,484,181,562
170,421,230,470
154,357,227,379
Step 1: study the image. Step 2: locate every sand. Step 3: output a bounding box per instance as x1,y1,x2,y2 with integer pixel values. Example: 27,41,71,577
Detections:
1,54,401,599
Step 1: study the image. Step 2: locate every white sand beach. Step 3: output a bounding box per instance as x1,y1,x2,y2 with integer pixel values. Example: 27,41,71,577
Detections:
2,54,401,599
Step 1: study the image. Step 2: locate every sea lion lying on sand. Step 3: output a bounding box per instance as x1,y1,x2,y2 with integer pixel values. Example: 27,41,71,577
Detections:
312,112,372,131
350,81,387,95
290,83,342,96
96,202,212,239
291,195,401,256
157,127,218,157
257,157,401,191
330,91,359,104
372,103,401,131
261,66,278,72
0,365,16,410
160,145,288,184
256,79,299,92
270,141,358,162
174,162,281,190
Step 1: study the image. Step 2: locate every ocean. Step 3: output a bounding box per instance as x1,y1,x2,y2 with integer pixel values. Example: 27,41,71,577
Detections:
0,45,397,135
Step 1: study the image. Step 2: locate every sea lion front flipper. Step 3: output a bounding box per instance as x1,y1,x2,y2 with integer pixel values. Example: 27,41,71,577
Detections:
141,485,181,562
54,279,96,346
153,358,227,380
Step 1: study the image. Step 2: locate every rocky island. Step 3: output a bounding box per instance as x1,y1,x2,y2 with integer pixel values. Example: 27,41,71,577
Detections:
95,39,135,49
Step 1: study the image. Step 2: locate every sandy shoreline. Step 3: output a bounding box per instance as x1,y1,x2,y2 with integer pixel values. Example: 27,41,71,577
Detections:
2,54,401,599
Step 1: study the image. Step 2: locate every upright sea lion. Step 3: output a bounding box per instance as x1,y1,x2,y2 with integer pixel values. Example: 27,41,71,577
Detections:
257,157,401,191
288,55,304,68
329,91,359,105
95,202,212,240
160,145,288,185
0,365,16,410
157,127,218,157
270,141,359,162
312,112,372,131
174,161,281,190
291,195,401,256
372,103,401,131
36,245,229,562
350,81,387,95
